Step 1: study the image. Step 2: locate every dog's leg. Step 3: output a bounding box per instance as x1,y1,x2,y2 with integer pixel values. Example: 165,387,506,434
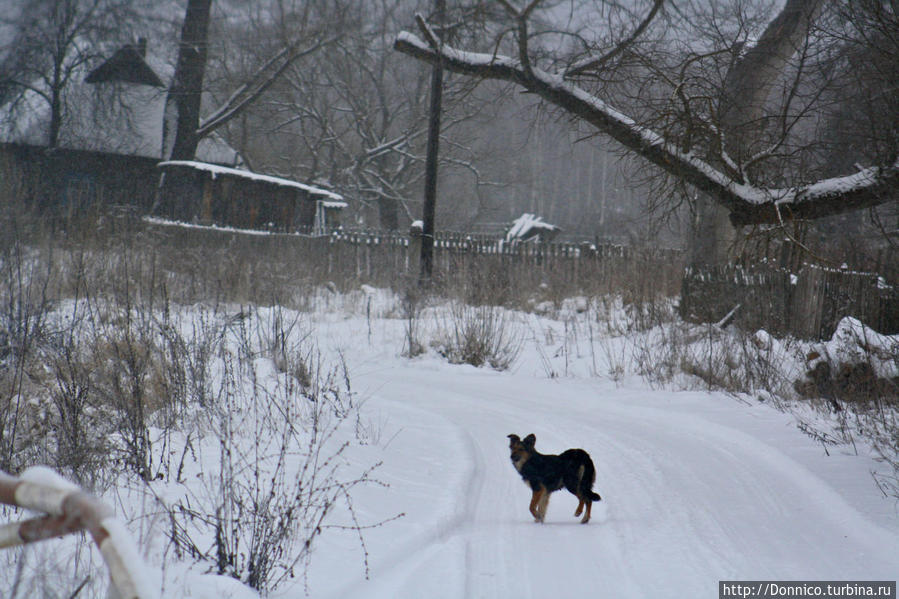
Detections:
529,487,544,521
536,488,550,522
572,465,586,517
580,500,591,524
574,495,585,517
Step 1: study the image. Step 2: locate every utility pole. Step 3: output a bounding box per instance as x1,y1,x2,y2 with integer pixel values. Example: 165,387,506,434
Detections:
419,0,445,286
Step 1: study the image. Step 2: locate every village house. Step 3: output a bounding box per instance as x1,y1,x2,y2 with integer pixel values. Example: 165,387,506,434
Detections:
0,39,344,233
0,39,239,215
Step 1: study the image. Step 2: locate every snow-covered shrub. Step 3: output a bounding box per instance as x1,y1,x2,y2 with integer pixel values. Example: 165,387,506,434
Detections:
794,317,898,407
788,318,899,498
401,284,426,358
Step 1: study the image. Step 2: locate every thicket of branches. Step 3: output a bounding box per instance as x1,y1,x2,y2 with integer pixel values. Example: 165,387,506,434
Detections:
0,209,394,596
394,0,898,258
400,1,898,216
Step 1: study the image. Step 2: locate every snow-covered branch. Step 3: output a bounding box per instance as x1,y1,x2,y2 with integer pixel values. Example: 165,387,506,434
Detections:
394,31,899,226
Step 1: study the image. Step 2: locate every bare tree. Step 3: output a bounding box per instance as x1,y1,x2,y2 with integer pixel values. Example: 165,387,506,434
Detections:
394,0,899,230
162,0,341,162
222,0,503,230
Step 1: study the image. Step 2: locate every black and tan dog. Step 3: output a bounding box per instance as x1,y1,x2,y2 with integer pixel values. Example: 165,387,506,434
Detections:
507,433,602,524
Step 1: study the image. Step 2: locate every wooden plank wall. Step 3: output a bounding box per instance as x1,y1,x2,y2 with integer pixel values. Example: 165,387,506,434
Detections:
681,263,898,339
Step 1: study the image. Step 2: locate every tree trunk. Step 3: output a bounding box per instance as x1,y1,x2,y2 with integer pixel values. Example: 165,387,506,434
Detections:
719,0,825,163
48,59,63,148
163,0,213,161
689,0,824,267
688,196,738,266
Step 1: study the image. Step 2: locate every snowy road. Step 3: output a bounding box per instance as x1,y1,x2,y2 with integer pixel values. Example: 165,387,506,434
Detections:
310,354,899,599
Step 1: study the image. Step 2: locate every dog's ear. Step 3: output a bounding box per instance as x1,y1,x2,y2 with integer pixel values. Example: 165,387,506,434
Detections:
523,434,536,447
507,434,520,444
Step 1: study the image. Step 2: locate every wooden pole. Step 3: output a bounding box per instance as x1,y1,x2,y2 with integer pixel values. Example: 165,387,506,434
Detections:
419,0,445,287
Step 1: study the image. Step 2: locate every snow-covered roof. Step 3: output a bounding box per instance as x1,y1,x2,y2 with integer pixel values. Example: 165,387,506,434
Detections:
0,44,240,165
158,160,346,205
505,213,560,242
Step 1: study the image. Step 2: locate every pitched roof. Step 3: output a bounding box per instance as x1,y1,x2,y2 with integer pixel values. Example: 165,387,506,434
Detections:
84,40,164,88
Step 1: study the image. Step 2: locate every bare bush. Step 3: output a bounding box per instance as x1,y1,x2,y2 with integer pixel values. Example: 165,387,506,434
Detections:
154,318,393,594
0,221,55,473
433,302,522,370
154,307,224,415
0,206,396,595
45,320,108,486
401,283,426,358
253,305,313,387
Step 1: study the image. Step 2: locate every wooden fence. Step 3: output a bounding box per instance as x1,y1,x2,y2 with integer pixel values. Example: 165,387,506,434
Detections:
135,218,895,340
680,262,899,340
139,219,685,302
333,229,685,298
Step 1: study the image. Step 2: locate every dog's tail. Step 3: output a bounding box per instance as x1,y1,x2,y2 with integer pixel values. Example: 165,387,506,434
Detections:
583,464,601,502
576,460,602,502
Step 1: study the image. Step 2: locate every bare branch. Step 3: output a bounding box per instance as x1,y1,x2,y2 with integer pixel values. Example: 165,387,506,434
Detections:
197,35,339,139
565,0,665,78
394,31,899,226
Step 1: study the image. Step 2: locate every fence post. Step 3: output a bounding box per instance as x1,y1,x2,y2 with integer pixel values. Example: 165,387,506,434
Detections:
408,222,423,278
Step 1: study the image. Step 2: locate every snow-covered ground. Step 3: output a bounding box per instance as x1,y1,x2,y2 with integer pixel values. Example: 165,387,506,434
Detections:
5,289,898,598
303,297,899,598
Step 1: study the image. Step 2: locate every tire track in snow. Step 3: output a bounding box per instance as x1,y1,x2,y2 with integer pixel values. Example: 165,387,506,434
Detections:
322,387,490,598
329,364,899,597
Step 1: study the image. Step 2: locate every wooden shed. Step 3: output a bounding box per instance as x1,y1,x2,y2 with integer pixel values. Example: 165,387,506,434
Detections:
156,161,347,234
